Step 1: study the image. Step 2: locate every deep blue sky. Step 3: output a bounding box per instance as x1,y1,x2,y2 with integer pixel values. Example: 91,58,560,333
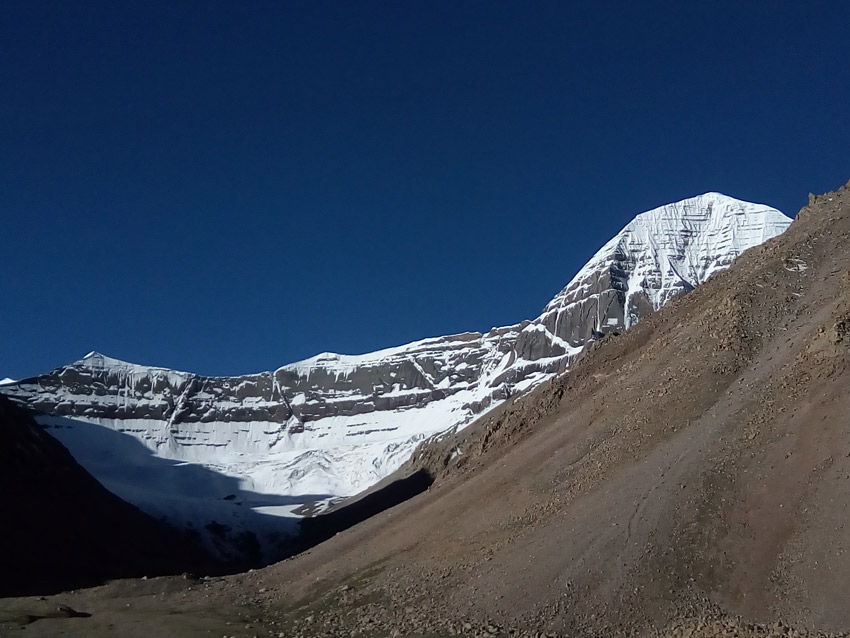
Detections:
2,1,849,379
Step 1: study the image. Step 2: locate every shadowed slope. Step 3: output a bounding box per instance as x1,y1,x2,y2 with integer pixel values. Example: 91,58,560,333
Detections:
250,181,850,637
0,396,214,597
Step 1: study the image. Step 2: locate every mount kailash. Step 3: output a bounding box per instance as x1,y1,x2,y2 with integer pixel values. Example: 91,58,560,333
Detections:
0,192,791,562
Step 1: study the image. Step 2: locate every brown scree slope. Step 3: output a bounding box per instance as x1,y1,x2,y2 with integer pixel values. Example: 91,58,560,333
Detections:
250,180,850,637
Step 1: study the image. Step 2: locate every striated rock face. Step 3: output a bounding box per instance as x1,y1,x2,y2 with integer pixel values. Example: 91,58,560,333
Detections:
513,193,792,361
0,192,790,560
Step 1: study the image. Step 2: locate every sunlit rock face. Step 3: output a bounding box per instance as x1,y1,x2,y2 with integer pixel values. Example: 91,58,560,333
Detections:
515,193,792,361
1,192,790,560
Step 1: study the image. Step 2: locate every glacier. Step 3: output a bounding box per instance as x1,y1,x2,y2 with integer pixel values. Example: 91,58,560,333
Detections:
0,192,791,561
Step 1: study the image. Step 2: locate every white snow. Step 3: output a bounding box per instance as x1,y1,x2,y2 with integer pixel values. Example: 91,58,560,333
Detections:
540,192,790,328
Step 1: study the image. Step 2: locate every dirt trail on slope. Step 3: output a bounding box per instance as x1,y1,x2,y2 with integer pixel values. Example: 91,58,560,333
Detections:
3,182,850,638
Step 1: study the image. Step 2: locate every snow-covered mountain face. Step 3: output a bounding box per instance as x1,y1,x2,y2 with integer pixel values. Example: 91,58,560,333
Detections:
1,192,791,561
512,193,793,362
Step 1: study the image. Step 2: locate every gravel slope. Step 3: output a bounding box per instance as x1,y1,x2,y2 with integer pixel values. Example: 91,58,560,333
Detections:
249,180,850,637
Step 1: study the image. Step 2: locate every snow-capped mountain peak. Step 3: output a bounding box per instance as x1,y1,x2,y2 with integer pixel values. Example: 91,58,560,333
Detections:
0,192,791,561
526,193,790,358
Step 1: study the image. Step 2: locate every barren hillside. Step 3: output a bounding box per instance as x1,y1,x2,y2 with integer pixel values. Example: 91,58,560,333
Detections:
249,180,850,637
